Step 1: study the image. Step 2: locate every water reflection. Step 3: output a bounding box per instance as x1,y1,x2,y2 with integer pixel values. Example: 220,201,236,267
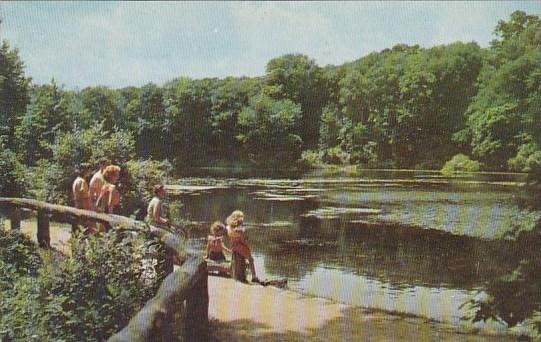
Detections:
172,171,536,325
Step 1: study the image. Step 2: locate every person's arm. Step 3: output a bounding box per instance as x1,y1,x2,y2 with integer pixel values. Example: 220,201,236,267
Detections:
107,188,114,214
221,240,232,254
206,239,211,258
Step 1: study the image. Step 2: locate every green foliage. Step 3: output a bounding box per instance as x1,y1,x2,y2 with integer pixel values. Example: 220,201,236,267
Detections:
237,93,303,168
31,125,135,204
266,54,329,148
465,219,541,336
299,150,323,168
321,146,350,165
0,148,29,197
318,105,343,151
508,142,541,173
0,226,41,277
15,83,74,164
120,159,172,218
441,154,481,175
459,11,541,170
0,230,164,342
0,40,31,149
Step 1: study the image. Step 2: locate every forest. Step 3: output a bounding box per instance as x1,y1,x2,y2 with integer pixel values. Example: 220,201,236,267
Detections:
0,11,539,180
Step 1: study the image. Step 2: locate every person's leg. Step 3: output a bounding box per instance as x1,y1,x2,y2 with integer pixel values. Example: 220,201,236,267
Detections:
247,255,259,282
231,252,247,282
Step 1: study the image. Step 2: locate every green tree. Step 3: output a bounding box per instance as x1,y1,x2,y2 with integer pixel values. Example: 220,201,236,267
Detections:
457,11,541,170
0,40,30,149
237,92,303,167
15,82,74,164
123,83,168,159
208,77,261,161
163,78,214,167
32,125,135,204
79,86,122,132
266,54,328,149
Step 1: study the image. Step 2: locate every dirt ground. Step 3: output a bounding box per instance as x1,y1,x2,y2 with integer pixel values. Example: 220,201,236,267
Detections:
208,276,514,342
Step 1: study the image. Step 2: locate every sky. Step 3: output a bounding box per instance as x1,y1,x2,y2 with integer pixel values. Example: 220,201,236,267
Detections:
1,1,539,89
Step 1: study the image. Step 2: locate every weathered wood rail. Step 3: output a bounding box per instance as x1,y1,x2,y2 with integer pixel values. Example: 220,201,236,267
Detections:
0,197,208,342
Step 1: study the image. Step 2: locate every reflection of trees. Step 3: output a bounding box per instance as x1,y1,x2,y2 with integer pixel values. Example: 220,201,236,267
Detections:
467,218,541,333
339,222,519,288
253,215,522,289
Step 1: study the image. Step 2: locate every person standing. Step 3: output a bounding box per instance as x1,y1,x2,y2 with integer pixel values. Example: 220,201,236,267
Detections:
95,165,121,215
227,210,260,283
72,163,92,210
71,163,92,233
89,158,111,210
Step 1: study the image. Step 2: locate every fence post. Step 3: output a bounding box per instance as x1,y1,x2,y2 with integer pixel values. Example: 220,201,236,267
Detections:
185,268,209,342
10,207,21,230
37,210,50,248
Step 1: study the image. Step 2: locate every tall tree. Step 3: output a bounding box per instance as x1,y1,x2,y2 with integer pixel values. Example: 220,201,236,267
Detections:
0,40,30,149
266,54,328,149
237,92,303,167
456,11,541,170
15,82,74,164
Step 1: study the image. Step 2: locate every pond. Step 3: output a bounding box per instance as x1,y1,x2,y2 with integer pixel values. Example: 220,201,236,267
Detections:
169,169,538,331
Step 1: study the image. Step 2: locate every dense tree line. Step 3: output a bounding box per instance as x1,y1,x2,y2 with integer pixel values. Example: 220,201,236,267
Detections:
0,10,540,337
2,11,539,174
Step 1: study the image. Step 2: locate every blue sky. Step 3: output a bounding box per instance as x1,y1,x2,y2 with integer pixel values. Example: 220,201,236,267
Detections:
1,1,539,89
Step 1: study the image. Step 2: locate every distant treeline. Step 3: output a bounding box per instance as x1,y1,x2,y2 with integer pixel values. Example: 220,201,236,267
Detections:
1,11,540,172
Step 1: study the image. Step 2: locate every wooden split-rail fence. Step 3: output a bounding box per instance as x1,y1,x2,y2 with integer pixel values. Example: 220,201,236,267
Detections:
0,197,208,342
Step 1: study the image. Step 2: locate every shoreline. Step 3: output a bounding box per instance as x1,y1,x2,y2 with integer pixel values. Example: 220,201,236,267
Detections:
208,276,517,342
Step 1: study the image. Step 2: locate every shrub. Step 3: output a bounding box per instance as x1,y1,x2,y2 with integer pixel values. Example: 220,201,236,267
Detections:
31,126,136,205
321,146,349,165
0,225,41,276
0,228,164,342
508,142,541,173
441,153,481,175
119,159,172,219
299,150,322,168
0,148,30,198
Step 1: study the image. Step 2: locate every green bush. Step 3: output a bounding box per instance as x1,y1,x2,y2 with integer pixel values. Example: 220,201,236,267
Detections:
299,150,322,168
31,125,135,205
321,146,349,165
441,153,481,175
0,148,30,198
120,159,172,218
508,142,541,173
0,228,164,342
0,225,41,276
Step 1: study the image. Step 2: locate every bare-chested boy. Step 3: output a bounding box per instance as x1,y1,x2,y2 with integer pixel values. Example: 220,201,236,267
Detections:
89,158,111,209
72,163,92,233
72,163,92,210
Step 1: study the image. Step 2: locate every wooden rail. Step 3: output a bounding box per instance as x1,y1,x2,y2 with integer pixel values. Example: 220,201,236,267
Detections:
0,197,208,342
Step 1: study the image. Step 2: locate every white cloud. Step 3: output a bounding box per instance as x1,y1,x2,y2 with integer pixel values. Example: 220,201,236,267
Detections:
1,1,539,88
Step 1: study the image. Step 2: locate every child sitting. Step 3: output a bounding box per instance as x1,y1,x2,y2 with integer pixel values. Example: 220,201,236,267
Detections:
226,210,260,283
206,221,232,276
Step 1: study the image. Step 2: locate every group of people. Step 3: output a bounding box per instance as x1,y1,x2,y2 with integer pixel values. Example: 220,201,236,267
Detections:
71,158,121,233
206,210,260,283
73,163,260,283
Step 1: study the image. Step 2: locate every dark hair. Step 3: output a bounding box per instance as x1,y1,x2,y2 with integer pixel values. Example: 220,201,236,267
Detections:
153,184,165,195
75,163,92,176
99,158,111,167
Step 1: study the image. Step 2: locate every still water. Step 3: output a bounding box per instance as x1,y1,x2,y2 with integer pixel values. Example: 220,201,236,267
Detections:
170,169,536,329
